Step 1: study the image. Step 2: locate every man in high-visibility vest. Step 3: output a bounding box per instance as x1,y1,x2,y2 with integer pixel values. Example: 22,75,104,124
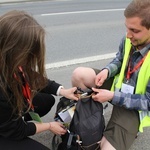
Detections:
71,0,150,150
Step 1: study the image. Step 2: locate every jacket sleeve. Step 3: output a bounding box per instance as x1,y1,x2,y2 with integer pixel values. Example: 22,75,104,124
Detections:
111,80,150,111
0,94,36,140
40,79,61,95
0,117,36,140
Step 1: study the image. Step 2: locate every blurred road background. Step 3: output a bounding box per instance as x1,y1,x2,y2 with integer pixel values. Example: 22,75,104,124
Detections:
0,0,150,149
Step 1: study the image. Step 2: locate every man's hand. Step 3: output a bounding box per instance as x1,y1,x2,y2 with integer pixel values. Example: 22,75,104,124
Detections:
92,87,114,103
95,69,109,87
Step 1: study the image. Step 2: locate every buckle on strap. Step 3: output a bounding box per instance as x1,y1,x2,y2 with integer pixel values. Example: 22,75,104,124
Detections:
67,132,74,148
74,87,94,99
67,133,82,148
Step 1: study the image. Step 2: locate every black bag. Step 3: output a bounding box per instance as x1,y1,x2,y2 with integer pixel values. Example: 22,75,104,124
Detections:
52,89,105,150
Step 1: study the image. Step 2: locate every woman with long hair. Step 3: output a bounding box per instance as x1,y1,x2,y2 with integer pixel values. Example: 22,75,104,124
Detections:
0,10,78,149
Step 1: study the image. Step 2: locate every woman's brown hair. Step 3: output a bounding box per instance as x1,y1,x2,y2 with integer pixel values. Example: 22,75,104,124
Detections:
0,10,48,116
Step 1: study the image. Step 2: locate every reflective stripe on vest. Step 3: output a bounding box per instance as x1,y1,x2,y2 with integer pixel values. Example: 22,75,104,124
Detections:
111,37,150,132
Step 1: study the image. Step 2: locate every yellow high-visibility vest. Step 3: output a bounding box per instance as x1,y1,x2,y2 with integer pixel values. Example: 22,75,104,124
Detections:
111,38,150,132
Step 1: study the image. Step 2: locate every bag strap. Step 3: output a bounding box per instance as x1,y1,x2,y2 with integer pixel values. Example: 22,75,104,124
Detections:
52,134,62,150
67,132,82,149
75,87,95,101
80,142,100,150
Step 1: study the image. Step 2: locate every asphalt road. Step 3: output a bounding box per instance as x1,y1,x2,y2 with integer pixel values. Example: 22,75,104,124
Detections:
0,0,130,66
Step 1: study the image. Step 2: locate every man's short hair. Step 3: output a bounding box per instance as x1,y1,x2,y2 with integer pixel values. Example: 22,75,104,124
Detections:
124,0,150,29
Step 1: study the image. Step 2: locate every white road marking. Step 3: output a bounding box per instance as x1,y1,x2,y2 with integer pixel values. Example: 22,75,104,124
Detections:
45,52,116,69
41,8,125,16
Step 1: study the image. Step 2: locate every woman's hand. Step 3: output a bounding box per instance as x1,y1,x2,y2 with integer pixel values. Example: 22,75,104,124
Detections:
59,87,78,100
49,122,67,135
35,122,67,135
92,87,114,103
95,69,109,87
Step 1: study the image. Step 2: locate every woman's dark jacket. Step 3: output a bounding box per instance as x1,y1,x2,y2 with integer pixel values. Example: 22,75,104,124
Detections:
0,80,60,140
